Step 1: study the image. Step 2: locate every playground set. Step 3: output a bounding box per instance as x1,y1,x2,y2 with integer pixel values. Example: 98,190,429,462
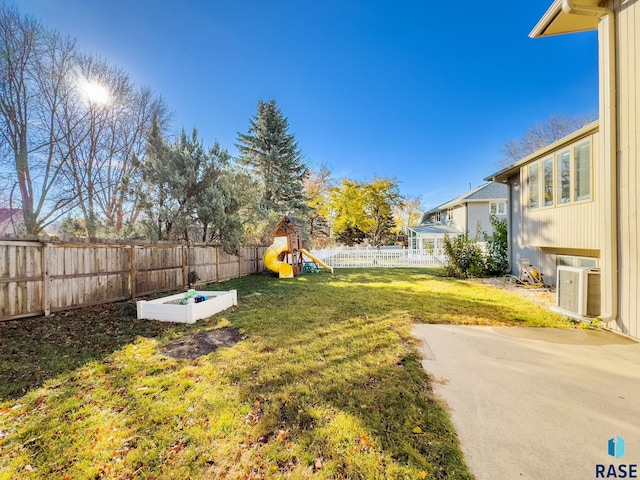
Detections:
263,216,333,278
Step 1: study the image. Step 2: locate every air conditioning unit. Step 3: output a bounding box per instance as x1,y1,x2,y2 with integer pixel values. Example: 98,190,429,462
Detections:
556,266,601,317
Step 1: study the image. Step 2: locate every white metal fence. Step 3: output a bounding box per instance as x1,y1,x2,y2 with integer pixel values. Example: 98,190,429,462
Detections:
308,248,446,269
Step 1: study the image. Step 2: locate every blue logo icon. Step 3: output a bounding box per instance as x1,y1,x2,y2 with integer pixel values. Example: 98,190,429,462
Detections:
608,436,625,459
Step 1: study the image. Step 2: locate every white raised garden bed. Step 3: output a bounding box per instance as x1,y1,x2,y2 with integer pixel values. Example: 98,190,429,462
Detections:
136,290,237,324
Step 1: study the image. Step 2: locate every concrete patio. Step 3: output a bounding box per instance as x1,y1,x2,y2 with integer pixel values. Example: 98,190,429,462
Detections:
413,325,640,479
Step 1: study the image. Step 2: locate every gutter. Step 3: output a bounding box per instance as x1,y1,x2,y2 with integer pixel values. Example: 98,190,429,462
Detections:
561,0,618,324
484,121,599,184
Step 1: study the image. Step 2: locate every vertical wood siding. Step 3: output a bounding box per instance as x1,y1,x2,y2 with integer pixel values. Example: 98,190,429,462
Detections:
508,130,602,285
608,0,640,337
520,132,602,251
508,175,558,284
0,241,267,322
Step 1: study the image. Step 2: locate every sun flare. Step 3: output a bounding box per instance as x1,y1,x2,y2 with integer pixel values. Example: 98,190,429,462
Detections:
78,78,109,105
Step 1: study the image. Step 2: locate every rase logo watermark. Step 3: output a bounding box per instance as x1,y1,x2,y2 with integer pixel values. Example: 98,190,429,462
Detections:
596,435,637,478
610,436,626,460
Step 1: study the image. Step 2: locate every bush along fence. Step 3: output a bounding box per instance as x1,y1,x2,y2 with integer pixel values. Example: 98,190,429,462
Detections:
0,237,267,321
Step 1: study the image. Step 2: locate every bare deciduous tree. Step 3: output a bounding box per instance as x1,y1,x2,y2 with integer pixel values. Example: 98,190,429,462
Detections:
0,7,79,233
59,54,169,236
0,5,169,236
499,113,597,167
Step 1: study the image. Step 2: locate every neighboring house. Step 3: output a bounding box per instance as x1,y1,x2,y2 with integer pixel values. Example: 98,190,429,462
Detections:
487,0,640,339
0,208,24,237
407,183,508,250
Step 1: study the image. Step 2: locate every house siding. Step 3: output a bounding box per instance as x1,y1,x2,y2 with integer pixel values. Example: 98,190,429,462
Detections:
466,202,501,238
605,0,640,337
506,129,602,285
450,205,466,231
522,132,602,250
508,173,557,284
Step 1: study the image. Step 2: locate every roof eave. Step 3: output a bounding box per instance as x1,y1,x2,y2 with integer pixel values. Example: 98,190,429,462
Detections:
485,120,599,184
530,0,600,38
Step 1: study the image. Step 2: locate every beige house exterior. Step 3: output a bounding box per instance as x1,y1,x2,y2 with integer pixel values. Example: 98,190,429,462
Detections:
488,0,640,339
487,122,600,284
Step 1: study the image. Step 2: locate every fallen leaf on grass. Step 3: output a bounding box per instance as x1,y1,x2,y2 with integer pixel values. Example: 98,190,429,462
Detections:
314,457,324,470
412,427,423,434
232,447,242,462
419,471,427,478
169,441,186,455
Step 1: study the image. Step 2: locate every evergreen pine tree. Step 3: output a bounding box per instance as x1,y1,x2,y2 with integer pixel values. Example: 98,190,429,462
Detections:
141,121,259,249
236,99,309,216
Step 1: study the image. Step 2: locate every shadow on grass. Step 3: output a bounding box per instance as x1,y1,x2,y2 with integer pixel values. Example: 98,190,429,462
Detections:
0,268,565,478
0,301,194,401
211,270,563,478
0,268,561,403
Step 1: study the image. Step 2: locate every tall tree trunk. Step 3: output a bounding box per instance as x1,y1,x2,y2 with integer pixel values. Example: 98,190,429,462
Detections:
16,136,36,233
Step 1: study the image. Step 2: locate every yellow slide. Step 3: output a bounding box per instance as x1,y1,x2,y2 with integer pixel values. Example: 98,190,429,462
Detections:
263,238,294,278
300,249,334,273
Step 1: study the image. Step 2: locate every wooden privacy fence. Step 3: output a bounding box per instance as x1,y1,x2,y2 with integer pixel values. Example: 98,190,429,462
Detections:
0,238,267,322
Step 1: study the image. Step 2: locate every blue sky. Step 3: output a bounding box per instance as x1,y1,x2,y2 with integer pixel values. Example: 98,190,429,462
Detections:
14,0,598,209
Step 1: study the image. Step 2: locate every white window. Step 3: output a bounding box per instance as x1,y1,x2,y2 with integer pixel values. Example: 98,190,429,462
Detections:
557,255,598,268
543,157,554,207
557,149,571,204
490,202,506,215
528,162,539,209
574,141,591,201
446,208,454,221
422,239,435,251
528,138,591,209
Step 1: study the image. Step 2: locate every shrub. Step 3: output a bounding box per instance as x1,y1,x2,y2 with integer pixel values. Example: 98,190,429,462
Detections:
484,214,509,276
443,233,488,278
443,214,509,278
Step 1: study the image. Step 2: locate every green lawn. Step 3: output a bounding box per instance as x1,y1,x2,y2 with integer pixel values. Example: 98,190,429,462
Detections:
0,268,568,479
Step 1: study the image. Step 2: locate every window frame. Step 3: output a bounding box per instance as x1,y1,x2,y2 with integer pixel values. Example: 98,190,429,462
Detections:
526,136,593,210
573,140,591,202
556,255,598,268
542,156,554,207
490,201,506,215
528,163,539,209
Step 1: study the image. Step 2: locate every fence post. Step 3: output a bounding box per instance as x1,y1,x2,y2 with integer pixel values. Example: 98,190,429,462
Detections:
130,245,137,299
41,242,51,316
215,246,219,283
182,245,188,287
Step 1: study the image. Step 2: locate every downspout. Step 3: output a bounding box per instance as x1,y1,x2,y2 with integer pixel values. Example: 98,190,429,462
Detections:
562,0,617,323
507,181,513,274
